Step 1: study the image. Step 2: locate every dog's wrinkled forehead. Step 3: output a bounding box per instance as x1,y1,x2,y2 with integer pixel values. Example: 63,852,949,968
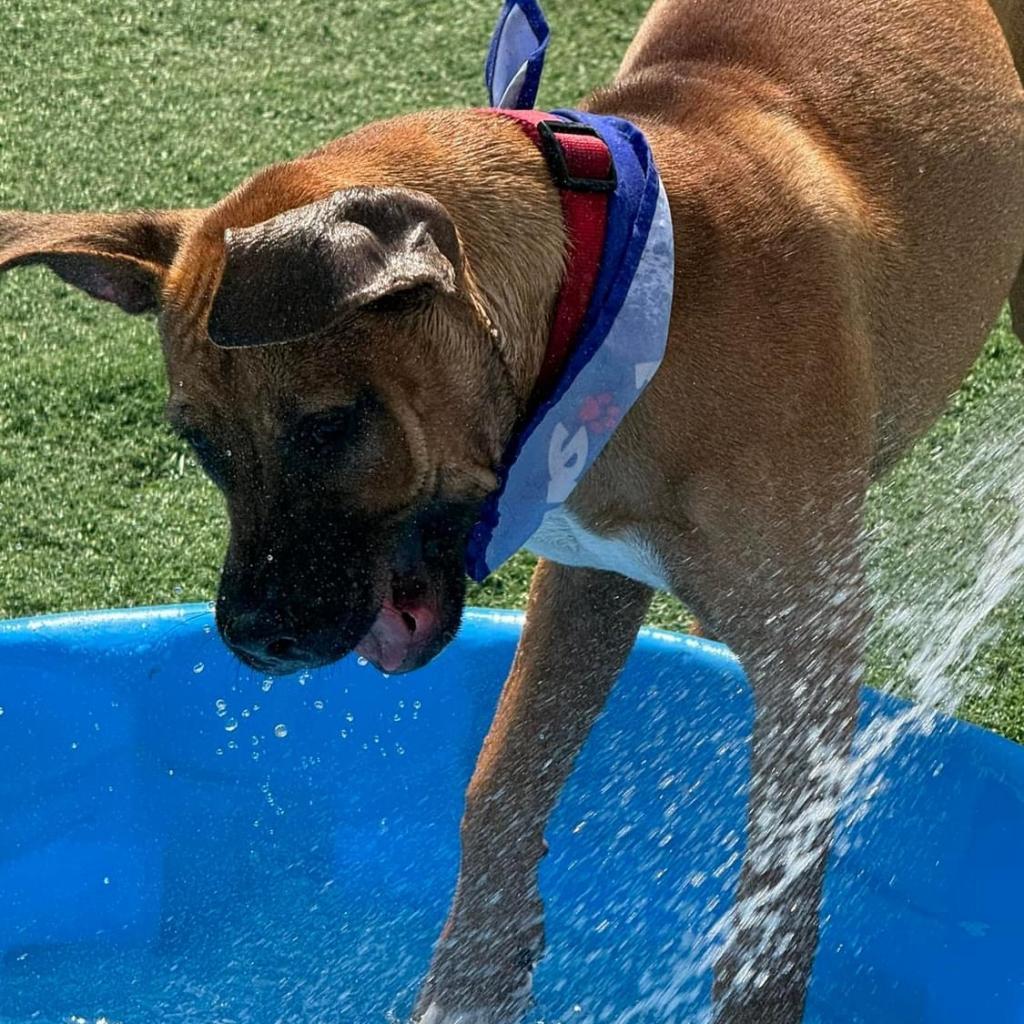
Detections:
165,337,368,430
162,326,423,518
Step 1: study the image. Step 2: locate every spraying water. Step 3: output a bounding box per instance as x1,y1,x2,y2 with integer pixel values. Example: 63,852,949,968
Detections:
601,328,1024,1024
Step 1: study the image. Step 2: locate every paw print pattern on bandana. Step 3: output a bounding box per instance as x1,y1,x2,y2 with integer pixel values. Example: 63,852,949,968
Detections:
578,392,622,433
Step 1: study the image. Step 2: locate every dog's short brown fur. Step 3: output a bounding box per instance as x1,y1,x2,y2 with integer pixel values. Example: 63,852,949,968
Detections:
3,0,1023,1021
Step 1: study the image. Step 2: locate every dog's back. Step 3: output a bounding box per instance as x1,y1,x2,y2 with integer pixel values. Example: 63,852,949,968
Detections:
591,0,1024,468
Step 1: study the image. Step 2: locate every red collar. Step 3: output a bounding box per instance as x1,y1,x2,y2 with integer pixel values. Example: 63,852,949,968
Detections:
488,109,616,416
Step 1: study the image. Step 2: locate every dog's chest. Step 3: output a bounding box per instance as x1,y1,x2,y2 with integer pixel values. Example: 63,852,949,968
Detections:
525,508,669,591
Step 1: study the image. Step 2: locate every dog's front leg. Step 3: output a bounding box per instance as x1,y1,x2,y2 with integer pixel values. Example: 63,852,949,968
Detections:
413,559,652,1024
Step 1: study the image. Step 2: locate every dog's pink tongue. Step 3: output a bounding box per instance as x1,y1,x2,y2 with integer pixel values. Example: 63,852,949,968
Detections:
355,598,433,674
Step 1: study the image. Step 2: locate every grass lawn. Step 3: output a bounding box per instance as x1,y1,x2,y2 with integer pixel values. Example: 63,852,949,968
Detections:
2,0,1022,740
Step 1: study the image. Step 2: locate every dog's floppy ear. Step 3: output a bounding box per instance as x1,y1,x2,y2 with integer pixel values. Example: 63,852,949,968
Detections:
207,186,461,349
0,209,198,314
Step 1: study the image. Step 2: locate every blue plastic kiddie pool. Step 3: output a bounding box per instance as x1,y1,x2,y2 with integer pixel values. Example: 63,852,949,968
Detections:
1,605,1023,1023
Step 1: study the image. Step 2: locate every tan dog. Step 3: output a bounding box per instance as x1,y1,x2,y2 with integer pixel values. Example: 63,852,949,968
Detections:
2,0,1023,1021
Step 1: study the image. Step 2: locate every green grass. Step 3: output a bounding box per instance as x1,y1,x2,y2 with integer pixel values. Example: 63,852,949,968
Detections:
1,0,1022,740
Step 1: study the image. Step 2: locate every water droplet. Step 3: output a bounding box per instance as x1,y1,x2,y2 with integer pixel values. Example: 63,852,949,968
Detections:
251,751,260,761
224,718,238,732
345,711,354,722
261,678,273,692
413,700,422,710
313,699,325,711
251,735,260,746
202,624,212,635
339,729,349,739
395,745,405,756
173,585,183,595
193,662,205,674
167,768,175,777
274,723,288,738
102,876,110,886
225,448,232,457
0,707,5,717
356,656,368,667
298,671,310,686
215,699,228,716
382,672,391,679
266,553,274,563
216,747,224,756
392,713,401,722
70,741,78,750
227,739,238,750
241,708,251,718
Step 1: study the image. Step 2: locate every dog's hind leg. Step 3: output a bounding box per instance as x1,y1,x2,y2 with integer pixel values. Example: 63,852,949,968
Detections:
989,0,1024,82
992,0,1024,349
1010,255,1024,343
663,467,869,1024
412,561,651,1024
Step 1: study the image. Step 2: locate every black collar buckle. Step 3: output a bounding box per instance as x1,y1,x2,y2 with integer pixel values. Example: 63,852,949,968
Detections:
536,119,617,194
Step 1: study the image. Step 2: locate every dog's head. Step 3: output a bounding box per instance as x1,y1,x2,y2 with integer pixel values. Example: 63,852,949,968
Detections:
0,159,541,675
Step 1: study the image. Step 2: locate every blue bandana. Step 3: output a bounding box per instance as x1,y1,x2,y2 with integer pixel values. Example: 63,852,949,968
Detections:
465,0,674,581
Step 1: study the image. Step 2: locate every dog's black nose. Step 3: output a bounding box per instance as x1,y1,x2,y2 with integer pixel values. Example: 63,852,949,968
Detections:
222,610,305,673
264,635,299,660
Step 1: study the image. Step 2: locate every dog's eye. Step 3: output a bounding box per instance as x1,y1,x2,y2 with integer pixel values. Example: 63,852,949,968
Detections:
362,284,432,316
298,407,357,454
310,419,348,447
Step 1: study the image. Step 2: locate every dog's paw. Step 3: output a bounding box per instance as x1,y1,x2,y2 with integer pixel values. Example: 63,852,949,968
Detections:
413,976,534,1024
412,952,536,1024
412,884,544,1024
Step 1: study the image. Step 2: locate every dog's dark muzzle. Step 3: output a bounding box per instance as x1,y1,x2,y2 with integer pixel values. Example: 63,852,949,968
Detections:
215,529,383,676
214,501,473,676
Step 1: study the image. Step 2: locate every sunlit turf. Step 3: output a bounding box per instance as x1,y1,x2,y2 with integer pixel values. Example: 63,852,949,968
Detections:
1,0,1022,741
